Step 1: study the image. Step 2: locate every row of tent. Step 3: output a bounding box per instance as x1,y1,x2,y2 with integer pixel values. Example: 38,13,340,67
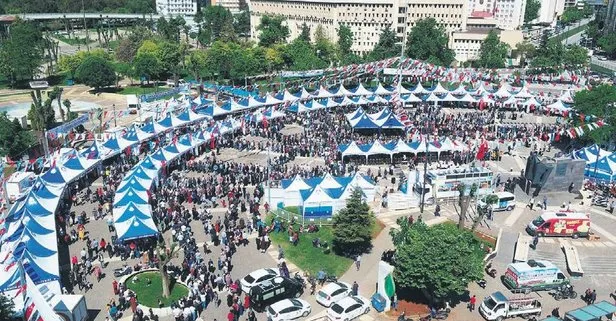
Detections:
571,144,616,181
264,173,378,217
338,137,469,160
195,81,575,118
346,107,405,130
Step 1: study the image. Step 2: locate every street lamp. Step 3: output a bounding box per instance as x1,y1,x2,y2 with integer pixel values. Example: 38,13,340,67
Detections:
419,110,431,214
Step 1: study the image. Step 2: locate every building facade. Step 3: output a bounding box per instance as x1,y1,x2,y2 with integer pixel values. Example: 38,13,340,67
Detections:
606,0,616,33
535,0,565,25
211,0,242,13
465,0,526,30
249,0,467,56
156,0,198,16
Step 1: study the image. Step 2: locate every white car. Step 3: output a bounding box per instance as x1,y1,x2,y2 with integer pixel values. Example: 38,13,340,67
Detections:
241,268,280,292
316,281,352,307
266,298,311,321
327,296,371,321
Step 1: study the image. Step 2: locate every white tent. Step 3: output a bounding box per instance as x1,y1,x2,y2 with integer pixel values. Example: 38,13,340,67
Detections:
351,83,374,96
320,173,343,189
514,87,534,99
264,94,283,105
412,82,430,95
559,90,575,103
401,94,422,103
431,82,449,95
547,100,571,113
397,84,413,95
425,93,442,102
283,175,312,191
521,97,542,107
366,141,393,158
341,141,368,158
494,84,512,98
459,93,478,103
374,83,393,95
391,139,416,153
441,93,459,102
502,96,519,106
472,82,493,95
315,86,336,98
450,84,468,95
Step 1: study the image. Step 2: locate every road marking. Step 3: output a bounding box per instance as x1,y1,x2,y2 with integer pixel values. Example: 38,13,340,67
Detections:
504,205,525,227
542,238,555,244
589,223,616,243
594,242,606,248
605,241,615,247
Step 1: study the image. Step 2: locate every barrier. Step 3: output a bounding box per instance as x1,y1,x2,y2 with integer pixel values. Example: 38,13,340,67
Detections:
514,233,531,262
561,244,584,277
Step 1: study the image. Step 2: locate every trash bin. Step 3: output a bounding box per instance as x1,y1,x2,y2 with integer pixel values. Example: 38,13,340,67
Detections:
371,293,386,312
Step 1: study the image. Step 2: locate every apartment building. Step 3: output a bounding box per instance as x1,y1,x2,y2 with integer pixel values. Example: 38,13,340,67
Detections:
536,0,565,25
249,0,467,56
156,0,198,16
211,0,242,13
606,0,616,33
465,0,526,30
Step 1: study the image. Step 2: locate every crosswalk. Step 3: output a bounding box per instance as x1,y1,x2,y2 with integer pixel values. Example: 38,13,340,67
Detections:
538,238,616,248
529,243,616,276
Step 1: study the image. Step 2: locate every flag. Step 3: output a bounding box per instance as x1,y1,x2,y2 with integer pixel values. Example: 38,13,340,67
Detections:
23,270,61,321
476,139,489,160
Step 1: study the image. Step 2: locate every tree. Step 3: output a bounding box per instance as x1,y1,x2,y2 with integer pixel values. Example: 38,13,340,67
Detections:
265,45,285,72
477,30,509,68
524,0,541,23
563,44,588,66
366,25,400,62
156,238,180,298
331,188,375,257
156,42,183,81
132,52,161,83
63,99,75,121
298,23,311,42
283,39,325,71
186,50,210,81
560,7,583,24
0,112,35,159
456,183,478,229
28,92,55,131
573,85,616,144
257,15,290,47
337,25,353,57
472,194,499,231
75,56,116,91
0,20,44,85
0,294,15,320
137,39,160,56
531,39,565,68
48,86,65,122
390,221,484,301
515,41,536,66
406,18,455,66
314,24,336,66
585,20,601,44
116,37,140,63
598,33,616,59
234,4,251,37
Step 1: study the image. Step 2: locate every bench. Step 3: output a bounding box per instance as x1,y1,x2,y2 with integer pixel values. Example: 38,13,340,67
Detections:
514,233,532,262
562,244,584,277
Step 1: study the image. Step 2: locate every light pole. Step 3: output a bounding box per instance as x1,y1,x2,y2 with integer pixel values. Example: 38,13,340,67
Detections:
82,0,90,52
420,111,430,214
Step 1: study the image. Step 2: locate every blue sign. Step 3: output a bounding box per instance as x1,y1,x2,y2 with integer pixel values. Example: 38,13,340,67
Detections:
47,113,89,138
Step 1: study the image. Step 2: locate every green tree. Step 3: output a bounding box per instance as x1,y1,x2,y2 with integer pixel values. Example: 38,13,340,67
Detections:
585,20,601,44
515,41,536,66
265,45,286,72
0,112,35,159
156,42,183,81
115,37,141,63
472,194,499,231
63,99,75,121
366,25,400,62
0,20,44,85
477,30,509,68
598,33,616,59
563,44,588,66
531,39,565,68
197,6,237,45
133,52,161,83
298,23,311,42
283,39,325,71
406,18,455,66
390,220,484,300
573,85,616,144
48,86,65,122
257,15,290,47
337,24,353,56
28,92,56,131
332,188,375,257
234,0,251,37
560,7,583,24
524,0,541,23
0,293,16,320
156,238,180,298
456,183,478,229
186,50,211,81
75,56,116,91
314,24,336,66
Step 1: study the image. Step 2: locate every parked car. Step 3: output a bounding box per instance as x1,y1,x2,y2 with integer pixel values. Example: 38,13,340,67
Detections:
241,268,280,292
266,298,311,321
316,281,352,307
327,296,370,321
250,276,304,312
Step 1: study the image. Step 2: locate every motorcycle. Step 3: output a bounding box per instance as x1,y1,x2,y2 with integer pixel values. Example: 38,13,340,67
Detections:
113,265,133,278
477,279,487,289
485,262,497,278
294,272,306,288
550,284,577,301
592,196,609,207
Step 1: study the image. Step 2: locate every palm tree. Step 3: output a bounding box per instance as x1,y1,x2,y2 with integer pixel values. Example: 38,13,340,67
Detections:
457,183,478,229
156,238,179,298
471,194,499,231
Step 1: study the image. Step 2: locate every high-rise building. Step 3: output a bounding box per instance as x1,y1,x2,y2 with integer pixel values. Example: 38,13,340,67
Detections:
535,0,566,25
606,0,616,33
466,0,526,30
249,0,468,56
156,0,198,16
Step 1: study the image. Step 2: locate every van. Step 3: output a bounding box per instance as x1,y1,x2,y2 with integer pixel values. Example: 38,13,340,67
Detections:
478,192,516,211
126,94,140,114
526,211,590,238
249,276,304,312
5,172,36,203
503,260,569,292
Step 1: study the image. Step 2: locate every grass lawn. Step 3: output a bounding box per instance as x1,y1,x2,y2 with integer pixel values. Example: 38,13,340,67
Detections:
550,24,587,42
126,271,188,307
117,86,169,96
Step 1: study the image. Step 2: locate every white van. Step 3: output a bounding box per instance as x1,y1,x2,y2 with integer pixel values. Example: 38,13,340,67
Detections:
5,172,36,203
126,94,140,114
478,191,516,211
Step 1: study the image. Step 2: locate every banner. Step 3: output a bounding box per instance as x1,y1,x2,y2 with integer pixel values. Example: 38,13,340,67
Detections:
279,70,324,78
47,113,89,139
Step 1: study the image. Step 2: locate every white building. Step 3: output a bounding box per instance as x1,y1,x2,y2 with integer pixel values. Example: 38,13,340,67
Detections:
466,0,526,30
156,0,198,16
451,15,523,62
249,0,468,56
212,0,242,13
535,0,565,25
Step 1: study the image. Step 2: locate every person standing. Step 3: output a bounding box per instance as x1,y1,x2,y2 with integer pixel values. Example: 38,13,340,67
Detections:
532,235,539,250
528,197,535,210
352,281,359,296
543,196,548,210
469,295,477,311
355,255,361,271
590,289,597,304
609,201,615,214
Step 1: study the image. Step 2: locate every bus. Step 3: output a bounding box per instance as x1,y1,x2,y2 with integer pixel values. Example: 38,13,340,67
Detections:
413,166,494,203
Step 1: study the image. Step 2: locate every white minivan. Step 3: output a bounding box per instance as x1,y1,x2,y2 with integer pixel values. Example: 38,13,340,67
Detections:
478,191,516,211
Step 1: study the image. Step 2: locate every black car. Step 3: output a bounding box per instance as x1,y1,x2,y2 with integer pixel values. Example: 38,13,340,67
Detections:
249,276,304,312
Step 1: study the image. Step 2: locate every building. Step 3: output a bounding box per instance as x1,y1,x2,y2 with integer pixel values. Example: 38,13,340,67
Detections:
606,0,616,33
535,0,565,25
210,0,242,13
156,0,198,16
451,14,523,62
465,0,526,30
249,0,467,56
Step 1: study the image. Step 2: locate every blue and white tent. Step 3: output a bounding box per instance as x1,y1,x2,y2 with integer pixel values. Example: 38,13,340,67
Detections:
573,144,612,163
350,114,380,129
113,202,158,241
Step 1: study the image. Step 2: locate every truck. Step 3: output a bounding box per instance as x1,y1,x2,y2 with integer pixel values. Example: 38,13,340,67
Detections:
412,166,494,203
503,260,569,292
126,94,140,114
5,171,35,203
479,291,542,321
526,211,590,239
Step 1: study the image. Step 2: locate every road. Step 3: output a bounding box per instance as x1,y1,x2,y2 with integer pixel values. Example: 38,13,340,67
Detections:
590,57,616,73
